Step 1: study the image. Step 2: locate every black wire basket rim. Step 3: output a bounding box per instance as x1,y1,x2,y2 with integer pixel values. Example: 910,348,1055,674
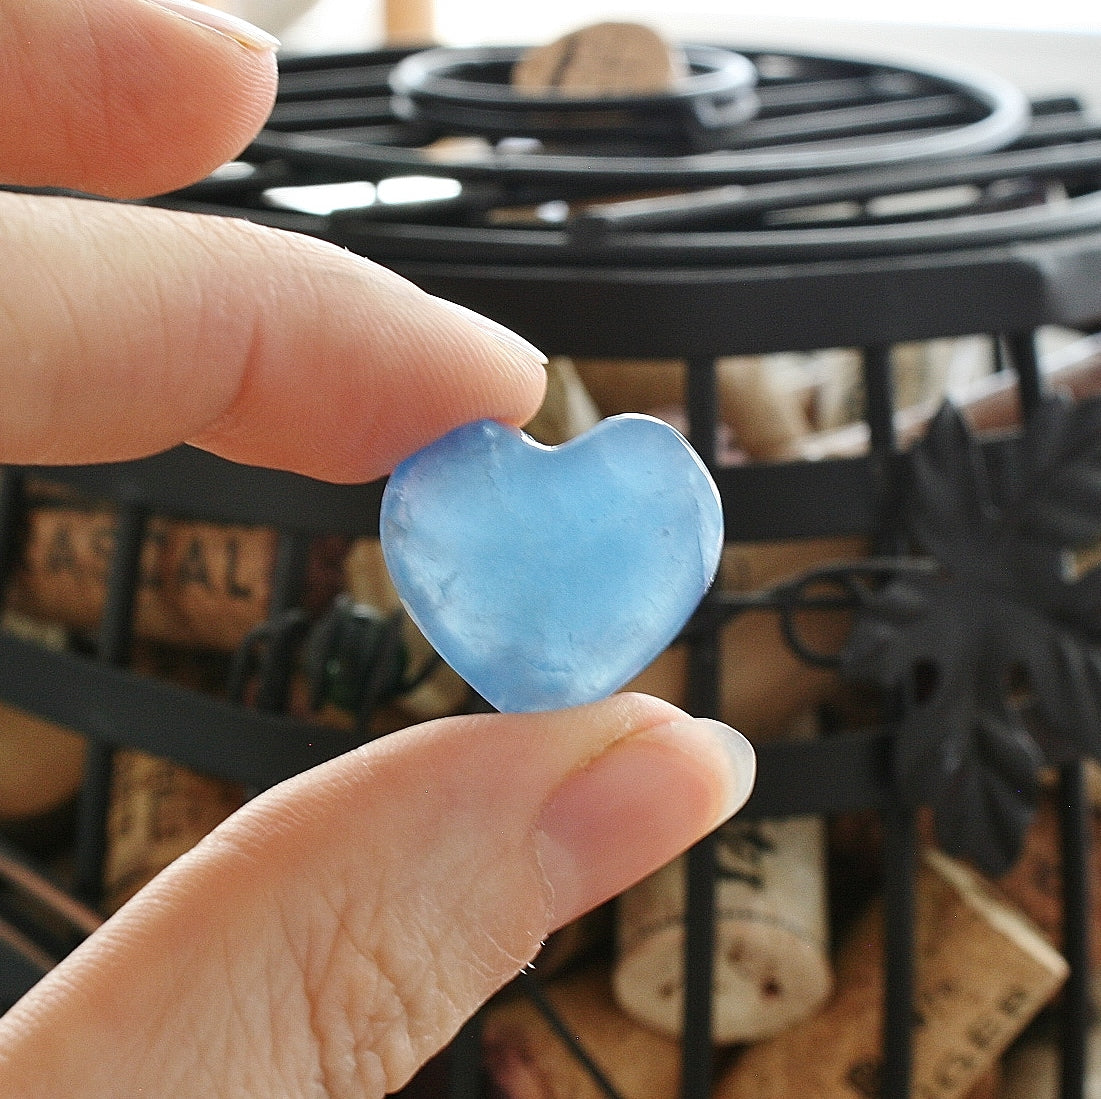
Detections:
388,42,758,110
255,46,1031,183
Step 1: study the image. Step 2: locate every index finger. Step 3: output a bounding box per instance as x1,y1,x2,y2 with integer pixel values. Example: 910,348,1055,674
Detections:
0,0,279,197
0,191,548,481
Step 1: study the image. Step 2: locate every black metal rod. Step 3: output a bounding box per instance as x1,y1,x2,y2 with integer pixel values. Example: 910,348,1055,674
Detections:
1058,759,1091,1099
253,530,313,714
881,796,918,1099
863,345,898,457
0,469,25,591
681,834,718,1099
96,504,147,665
447,1014,485,1099
73,503,148,904
574,140,1101,233
71,744,116,907
1005,330,1044,420
679,357,723,1099
518,970,623,1099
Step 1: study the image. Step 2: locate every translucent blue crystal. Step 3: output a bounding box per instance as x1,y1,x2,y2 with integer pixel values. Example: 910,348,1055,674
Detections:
380,414,724,712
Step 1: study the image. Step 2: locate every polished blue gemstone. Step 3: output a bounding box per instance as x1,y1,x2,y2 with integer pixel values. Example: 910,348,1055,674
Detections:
380,414,723,712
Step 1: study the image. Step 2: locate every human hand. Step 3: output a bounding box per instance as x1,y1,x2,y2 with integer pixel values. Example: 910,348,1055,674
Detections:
0,0,547,481
0,3,757,1096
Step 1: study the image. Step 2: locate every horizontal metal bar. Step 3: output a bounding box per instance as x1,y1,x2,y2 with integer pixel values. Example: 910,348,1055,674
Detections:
0,633,364,790
266,96,399,131
737,727,894,818
732,93,976,149
573,140,1101,233
23,447,386,536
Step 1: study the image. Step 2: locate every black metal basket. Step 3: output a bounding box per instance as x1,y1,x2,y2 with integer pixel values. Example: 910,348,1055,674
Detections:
3,41,1101,1099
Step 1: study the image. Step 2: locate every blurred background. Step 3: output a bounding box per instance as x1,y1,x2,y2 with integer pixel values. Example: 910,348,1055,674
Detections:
219,0,1101,110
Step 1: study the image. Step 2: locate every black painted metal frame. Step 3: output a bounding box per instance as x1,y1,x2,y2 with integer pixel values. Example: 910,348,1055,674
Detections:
2,40,1101,1095
0,223,1095,1095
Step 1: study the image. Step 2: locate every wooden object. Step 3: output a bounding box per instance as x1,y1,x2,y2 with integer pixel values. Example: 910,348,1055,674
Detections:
625,535,866,742
0,703,85,823
9,494,346,652
101,645,246,912
996,787,1101,971
482,968,681,1099
714,850,1068,1099
523,357,603,447
716,356,814,461
571,356,813,462
0,614,85,824
1000,1023,1101,1099
614,785,832,1043
383,0,434,44
103,747,244,913
513,22,684,96
800,334,1101,459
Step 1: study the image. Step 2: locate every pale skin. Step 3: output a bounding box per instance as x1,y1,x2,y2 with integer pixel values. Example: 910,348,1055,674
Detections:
0,3,756,1096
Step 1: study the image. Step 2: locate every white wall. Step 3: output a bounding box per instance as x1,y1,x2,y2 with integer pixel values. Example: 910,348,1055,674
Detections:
268,3,1101,112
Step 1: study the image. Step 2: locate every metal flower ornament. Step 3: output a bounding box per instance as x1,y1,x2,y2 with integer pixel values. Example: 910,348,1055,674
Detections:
840,394,1101,876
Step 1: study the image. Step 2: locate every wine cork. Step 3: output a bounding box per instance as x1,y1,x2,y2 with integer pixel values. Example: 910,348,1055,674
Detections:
714,850,1068,1099
963,1067,1001,1099
571,359,685,420
523,357,603,447
513,22,685,97
0,703,86,823
616,711,832,1043
625,535,866,742
482,968,681,1099
996,789,1101,970
570,356,815,463
614,808,832,1044
1000,1022,1101,1099
717,356,814,461
0,614,86,825
101,644,246,912
103,747,245,913
11,505,275,649
383,0,434,45
9,497,342,652
800,333,1101,460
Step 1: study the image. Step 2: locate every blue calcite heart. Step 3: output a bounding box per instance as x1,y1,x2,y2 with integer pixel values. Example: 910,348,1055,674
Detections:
380,415,723,712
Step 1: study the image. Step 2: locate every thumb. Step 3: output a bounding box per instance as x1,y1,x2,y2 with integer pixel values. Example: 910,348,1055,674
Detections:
0,0,279,197
0,694,754,1097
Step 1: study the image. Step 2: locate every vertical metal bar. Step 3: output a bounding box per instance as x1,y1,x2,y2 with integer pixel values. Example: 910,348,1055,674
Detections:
863,344,917,1098
73,502,148,905
680,356,721,1099
1004,330,1043,421
863,345,897,457
253,530,312,713
0,469,26,589
1004,329,1092,1097
448,1014,485,1099
881,795,917,1099
863,345,907,562
1058,759,1090,1099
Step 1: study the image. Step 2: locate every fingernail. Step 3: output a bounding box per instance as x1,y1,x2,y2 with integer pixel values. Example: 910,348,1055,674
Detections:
536,718,755,929
146,0,281,50
431,297,548,367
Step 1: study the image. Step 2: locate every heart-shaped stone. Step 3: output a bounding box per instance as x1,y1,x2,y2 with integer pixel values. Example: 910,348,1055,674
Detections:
380,414,723,712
